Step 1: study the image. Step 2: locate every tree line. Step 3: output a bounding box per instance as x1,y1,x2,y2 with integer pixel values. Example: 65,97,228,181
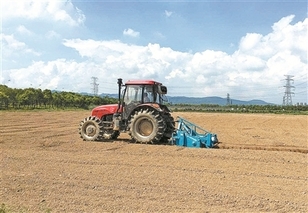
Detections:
0,85,117,110
1,84,307,114
168,103,308,114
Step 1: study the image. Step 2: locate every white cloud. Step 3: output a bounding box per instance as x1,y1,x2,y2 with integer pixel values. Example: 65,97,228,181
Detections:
45,30,61,40
239,33,262,52
60,16,308,102
272,15,295,31
1,15,307,104
267,51,303,75
165,10,173,17
154,31,166,39
16,25,33,36
5,59,103,92
123,28,140,38
1,33,41,58
233,53,266,71
238,15,307,60
1,34,26,50
195,74,207,84
1,0,85,26
63,39,135,59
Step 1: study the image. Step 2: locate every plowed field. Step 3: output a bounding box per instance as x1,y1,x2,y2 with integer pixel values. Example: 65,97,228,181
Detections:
0,111,307,212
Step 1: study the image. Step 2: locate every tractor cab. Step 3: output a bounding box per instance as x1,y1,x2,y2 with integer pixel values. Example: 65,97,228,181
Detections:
121,79,168,120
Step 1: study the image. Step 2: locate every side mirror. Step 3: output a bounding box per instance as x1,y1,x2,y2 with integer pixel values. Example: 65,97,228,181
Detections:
159,86,167,94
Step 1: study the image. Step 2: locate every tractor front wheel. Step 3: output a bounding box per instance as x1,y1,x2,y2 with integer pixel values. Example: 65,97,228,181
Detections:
79,116,104,141
129,109,166,144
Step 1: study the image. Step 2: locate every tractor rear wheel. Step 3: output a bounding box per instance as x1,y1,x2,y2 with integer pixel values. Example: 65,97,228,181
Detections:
79,116,104,141
129,109,166,144
161,112,175,143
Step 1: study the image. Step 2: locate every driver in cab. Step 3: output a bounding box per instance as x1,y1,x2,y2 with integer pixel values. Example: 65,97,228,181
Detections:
143,93,150,102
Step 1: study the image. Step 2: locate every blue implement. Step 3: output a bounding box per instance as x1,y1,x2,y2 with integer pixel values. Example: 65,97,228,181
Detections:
171,116,218,148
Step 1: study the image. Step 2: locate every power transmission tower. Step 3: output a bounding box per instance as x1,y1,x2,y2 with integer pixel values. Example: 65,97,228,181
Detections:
226,93,231,105
282,75,294,106
91,77,99,96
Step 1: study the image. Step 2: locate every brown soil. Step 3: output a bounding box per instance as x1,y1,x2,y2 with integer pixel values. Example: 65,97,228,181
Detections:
1,111,307,212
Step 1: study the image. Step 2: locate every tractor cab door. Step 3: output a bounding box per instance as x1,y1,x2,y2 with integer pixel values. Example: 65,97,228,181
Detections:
122,85,154,119
122,85,142,119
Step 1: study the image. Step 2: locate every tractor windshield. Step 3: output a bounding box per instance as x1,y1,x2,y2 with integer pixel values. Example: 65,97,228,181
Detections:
123,84,162,104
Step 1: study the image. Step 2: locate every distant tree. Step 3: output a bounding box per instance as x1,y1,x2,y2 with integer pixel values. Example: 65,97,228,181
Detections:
0,91,9,109
52,92,63,108
34,88,44,106
42,89,53,107
17,89,37,108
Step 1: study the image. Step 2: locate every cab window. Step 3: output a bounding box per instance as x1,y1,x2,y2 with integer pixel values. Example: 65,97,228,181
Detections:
124,85,143,104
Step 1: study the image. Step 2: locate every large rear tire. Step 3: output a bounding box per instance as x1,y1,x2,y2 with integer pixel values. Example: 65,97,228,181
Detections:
161,112,175,143
129,109,166,144
79,116,104,141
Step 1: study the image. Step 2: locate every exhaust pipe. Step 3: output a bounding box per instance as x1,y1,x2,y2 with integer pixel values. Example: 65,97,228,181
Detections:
113,78,123,131
116,78,122,113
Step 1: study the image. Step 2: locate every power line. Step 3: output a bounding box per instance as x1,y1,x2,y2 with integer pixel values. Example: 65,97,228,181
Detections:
296,90,308,94
293,74,307,80
294,81,307,87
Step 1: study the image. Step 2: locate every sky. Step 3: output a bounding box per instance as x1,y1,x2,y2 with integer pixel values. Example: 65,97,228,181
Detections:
1,0,307,105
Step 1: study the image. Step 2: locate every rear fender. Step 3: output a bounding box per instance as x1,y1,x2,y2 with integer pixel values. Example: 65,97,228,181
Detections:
160,104,172,113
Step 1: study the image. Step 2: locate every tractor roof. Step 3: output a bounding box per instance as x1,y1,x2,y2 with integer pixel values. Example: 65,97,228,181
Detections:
125,80,162,85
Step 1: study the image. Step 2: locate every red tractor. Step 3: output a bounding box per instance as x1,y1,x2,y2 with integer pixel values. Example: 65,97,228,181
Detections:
79,78,175,144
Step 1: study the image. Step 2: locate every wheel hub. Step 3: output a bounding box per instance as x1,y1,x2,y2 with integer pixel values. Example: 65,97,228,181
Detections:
138,119,153,136
86,125,96,136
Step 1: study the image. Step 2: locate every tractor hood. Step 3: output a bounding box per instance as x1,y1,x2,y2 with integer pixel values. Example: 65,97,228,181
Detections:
91,104,122,118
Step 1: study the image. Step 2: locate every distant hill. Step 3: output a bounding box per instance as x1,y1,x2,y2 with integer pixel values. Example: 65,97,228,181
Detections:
98,93,272,105
167,96,272,105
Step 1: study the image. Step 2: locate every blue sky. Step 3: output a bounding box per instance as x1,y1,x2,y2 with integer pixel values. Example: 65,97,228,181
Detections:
1,0,307,104
73,1,306,53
